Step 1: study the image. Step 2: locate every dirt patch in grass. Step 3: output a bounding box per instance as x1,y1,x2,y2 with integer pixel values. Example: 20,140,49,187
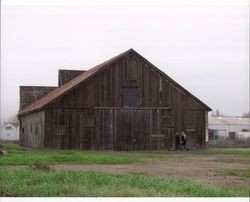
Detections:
52,154,250,188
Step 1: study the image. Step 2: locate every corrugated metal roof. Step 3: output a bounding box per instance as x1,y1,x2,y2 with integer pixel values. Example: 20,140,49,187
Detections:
18,48,212,116
209,117,250,126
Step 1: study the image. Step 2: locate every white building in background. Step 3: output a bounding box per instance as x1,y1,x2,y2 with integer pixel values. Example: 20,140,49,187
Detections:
0,122,19,141
208,117,250,141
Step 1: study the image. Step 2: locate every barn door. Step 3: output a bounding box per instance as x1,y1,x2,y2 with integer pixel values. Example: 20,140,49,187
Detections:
80,128,93,150
113,110,150,150
80,110,114,150
164,128,175,150
80,115,95,150
161,109,175,150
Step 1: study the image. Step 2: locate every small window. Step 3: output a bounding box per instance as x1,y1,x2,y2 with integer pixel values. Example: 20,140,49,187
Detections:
122,87,138,107
83,117,95,128
54,125,65,135
162,117,173,128
125,60,138,80
185,120,196,130
185,111,196,130
22,128,24,134
30,126,33,133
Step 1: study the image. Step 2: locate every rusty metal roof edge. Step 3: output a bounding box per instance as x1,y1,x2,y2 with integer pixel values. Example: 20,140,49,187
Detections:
18,107,43,117
42,49,132,106
47,49,133,105
18,49,133,115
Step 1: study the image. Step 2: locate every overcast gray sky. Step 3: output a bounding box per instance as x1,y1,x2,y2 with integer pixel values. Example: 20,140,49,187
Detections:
1,1,249,122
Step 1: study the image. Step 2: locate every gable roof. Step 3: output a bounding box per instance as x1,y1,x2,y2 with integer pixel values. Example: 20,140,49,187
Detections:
19,49,211,116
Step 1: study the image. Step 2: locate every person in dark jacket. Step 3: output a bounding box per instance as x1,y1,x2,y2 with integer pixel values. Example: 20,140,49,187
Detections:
180,131,189,151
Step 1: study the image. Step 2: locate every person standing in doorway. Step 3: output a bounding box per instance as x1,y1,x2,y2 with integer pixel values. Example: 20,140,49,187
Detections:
181,131,189,151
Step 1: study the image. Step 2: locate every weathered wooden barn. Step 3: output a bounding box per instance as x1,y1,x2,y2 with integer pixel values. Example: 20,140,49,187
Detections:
18,49,211,150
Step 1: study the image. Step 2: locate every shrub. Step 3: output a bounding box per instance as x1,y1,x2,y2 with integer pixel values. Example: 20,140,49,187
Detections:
28,161,54,172
0,144,5,150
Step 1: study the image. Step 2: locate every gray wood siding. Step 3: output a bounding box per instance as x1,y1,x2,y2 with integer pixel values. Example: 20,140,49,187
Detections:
19,111,45,148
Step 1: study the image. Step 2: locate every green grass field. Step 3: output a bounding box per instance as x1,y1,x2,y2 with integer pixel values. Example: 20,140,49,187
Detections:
1,144,249,166
217,168,250,178
0,144,142,165
0,167,248,197
0,144,249,197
